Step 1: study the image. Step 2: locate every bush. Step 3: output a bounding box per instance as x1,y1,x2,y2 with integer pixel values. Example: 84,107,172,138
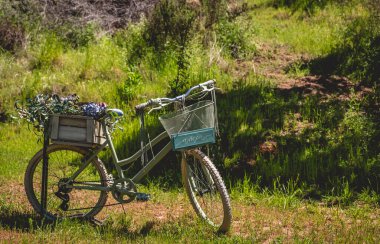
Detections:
0,0,40,52
215,20,256,59
55,24,96,49
308,14,380,86
336,16,380,85
32,34,64,69
145,0,195,53
144,0,196,95
201,0,227,29
305,0,380,86
0,20,25,52
117,67,142,103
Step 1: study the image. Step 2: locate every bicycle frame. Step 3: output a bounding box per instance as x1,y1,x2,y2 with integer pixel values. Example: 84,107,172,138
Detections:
66,120,173,192
63,79,217,193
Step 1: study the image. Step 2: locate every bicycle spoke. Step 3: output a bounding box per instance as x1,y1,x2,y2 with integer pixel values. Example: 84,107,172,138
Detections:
182,149,231,232
25,145,108,220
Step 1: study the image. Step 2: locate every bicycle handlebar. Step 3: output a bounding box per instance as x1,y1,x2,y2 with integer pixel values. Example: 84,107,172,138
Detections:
135,79,216,112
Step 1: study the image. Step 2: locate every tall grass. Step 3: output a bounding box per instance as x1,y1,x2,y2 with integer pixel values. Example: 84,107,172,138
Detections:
0,0,379,198
0,2,380,242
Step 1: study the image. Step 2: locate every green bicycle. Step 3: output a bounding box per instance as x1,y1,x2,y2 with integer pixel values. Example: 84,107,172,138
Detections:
24,80,232,232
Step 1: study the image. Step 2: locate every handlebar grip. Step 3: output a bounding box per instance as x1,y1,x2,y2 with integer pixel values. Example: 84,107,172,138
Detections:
135,101,149,111
135,98,162,112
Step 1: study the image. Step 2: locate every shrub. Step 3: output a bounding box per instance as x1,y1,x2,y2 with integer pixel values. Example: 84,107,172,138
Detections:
55,24,96,49
116,22,147,66
0,0,40,52
118,67,142,103
215,20,256,59
335,16,380,85
200,0,227,29
145,0,195,53
307,1,380,86
32,34,64,69
145,0,196,95
0,20,25,52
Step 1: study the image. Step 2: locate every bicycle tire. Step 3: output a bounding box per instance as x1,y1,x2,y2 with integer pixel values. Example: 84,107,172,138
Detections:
181,149,232,232
24,144,109,220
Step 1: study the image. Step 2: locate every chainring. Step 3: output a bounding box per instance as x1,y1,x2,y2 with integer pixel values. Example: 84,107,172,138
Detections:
111,178,137,204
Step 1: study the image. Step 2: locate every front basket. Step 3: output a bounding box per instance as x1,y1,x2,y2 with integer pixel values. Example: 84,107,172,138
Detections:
159,100,216,151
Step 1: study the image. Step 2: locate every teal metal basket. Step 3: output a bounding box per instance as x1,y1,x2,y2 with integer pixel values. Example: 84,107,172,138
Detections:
159,100,216,151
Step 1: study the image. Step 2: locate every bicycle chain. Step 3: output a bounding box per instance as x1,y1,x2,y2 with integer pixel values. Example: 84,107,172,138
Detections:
59,178,133,212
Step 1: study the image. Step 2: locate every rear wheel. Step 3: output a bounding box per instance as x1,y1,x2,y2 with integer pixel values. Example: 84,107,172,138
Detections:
181,149,232,232
24,144,109,220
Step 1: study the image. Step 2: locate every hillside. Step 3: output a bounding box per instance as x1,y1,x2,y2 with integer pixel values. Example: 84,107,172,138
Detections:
0,0,379,242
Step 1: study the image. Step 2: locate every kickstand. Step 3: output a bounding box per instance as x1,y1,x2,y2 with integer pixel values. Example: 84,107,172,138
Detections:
85,216,110,226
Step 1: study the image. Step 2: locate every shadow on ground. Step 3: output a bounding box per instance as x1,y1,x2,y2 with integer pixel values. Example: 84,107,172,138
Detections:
0,208,158,238
216,76,379,192
0,210,44,231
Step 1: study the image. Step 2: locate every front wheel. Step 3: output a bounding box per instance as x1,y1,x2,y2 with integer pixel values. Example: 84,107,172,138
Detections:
181,149,232,232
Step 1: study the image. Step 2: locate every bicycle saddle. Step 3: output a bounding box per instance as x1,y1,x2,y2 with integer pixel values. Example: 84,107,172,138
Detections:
106,108,124,117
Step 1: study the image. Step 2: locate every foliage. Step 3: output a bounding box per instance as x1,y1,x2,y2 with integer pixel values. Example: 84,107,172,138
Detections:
200,0,228,29
272,0,345,14
306,3,380,86
32,34,64,70
215,19,256,59
117,66,142,103
144,0,196,55
55,24,96,49
16,94,81,132
145,0,196,96
0,0,40,52
117,22,147,66
335,15,380,85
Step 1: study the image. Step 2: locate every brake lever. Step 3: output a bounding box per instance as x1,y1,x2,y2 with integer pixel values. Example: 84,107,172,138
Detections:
147,106,162,114
147,100,177,114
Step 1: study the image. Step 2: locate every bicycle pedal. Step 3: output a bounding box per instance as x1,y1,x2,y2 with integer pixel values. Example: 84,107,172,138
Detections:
135,193,151,201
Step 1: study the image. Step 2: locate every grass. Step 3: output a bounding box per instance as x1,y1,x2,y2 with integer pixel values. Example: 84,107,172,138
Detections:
244,0,366,56
0,124,40,183
0,180,378,243
0,0,379,241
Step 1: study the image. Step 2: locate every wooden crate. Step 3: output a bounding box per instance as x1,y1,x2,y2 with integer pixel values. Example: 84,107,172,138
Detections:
50,115,106,147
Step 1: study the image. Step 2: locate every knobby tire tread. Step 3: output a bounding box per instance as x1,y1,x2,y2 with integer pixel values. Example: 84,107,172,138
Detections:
181,149,232,232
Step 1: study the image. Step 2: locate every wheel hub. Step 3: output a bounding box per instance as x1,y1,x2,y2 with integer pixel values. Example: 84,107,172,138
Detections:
58,178,73,194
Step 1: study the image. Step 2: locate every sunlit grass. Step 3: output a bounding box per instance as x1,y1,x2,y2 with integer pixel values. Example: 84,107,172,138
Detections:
0,123,40,183
244,1,367,56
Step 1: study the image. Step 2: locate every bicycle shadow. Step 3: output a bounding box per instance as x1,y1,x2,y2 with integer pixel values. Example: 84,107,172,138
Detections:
0,210,48,231
0,209,156,238
97,220,156,239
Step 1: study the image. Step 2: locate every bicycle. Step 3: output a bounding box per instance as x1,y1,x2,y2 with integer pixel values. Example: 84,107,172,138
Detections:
24,79,232,232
